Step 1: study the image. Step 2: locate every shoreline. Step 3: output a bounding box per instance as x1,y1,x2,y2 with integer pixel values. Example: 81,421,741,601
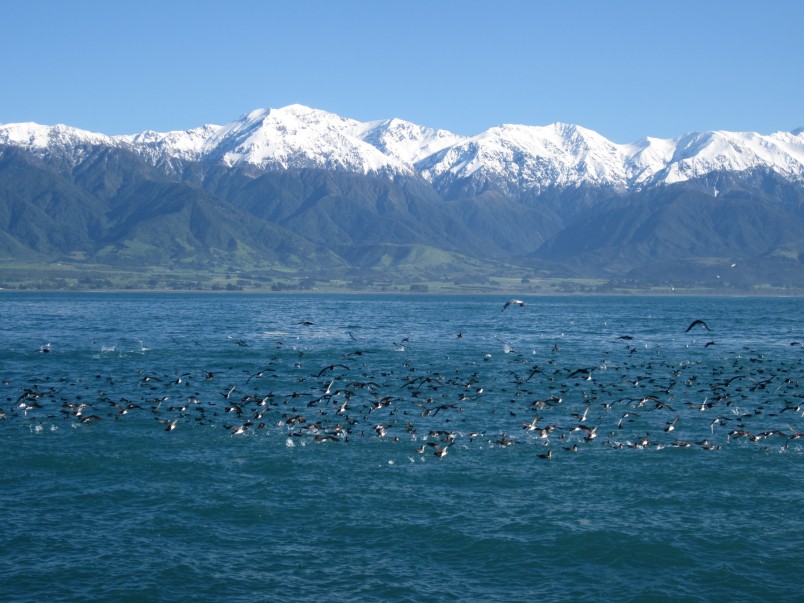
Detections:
2,287,802,298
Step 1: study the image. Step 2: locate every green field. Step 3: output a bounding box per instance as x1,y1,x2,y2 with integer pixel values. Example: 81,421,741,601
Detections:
2,260,801,295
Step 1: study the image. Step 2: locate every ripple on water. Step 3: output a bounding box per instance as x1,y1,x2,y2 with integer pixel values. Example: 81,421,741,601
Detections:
1,294,803,601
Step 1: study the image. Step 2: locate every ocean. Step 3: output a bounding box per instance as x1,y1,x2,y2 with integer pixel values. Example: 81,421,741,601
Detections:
1,293,802,602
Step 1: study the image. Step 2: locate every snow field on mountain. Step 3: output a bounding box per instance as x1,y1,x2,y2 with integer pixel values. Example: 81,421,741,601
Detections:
2,104,802,191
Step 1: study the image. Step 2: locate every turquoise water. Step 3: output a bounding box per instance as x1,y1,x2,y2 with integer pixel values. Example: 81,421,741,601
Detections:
1,293,803,601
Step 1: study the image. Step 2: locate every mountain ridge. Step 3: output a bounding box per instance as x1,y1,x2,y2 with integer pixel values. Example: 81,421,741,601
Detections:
1,105,803,291
2,104,803,195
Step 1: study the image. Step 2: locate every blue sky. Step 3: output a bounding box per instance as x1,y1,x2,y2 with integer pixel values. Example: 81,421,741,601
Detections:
2,0,801,142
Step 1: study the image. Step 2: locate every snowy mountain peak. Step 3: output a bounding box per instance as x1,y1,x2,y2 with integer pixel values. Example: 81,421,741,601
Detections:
121,124,224,164
0,122,122,166
417,121,632,193
355,117,467,165
2,105,803,191
194,104,411,175
642,129,804,185
243,107,271,122
0,122,115,150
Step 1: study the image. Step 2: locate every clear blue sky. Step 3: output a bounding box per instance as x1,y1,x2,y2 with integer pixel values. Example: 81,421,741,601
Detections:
2,0,801,142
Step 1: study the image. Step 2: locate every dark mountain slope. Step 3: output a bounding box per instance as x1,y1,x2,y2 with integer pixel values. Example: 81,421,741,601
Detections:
1,140,803,288
535,178,804,283
0,146,333,269
193,167,503,257
0,148,105,256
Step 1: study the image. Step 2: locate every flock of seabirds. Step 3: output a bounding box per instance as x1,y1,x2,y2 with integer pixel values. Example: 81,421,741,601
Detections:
4,299,803,460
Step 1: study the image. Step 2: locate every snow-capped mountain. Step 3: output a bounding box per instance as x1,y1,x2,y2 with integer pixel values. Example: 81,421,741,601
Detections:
354,117,466,165
2,105,803,289
2,104,803,192
123,104,415,176
416,122,632,195
122,124,224,164
0,122,124,165
415,122,804,194
0,105,415,176
625,129,804,186
192,105,412,175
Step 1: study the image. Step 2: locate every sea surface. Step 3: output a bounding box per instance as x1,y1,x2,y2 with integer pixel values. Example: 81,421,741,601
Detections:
1,292,802,602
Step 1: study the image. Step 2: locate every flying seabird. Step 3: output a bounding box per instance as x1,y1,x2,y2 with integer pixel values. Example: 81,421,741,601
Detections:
502,299,525,312
246,366,274,384
664,415,680,432
685,319,711,333
316,364,350,378
160,418,178,432
428,442,450,459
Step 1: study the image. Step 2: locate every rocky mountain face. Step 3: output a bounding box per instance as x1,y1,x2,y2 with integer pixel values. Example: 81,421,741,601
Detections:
1,105,802,288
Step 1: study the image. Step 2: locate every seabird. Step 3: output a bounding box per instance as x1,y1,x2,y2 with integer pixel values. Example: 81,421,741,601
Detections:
496,434,516,447
567,367,593,380
522,415,541,430
431,444,449,459
246,366,274,384
502,299,525,312
575,425,598,442
314,434,341,443
316,364,350,378
685,319,711,333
